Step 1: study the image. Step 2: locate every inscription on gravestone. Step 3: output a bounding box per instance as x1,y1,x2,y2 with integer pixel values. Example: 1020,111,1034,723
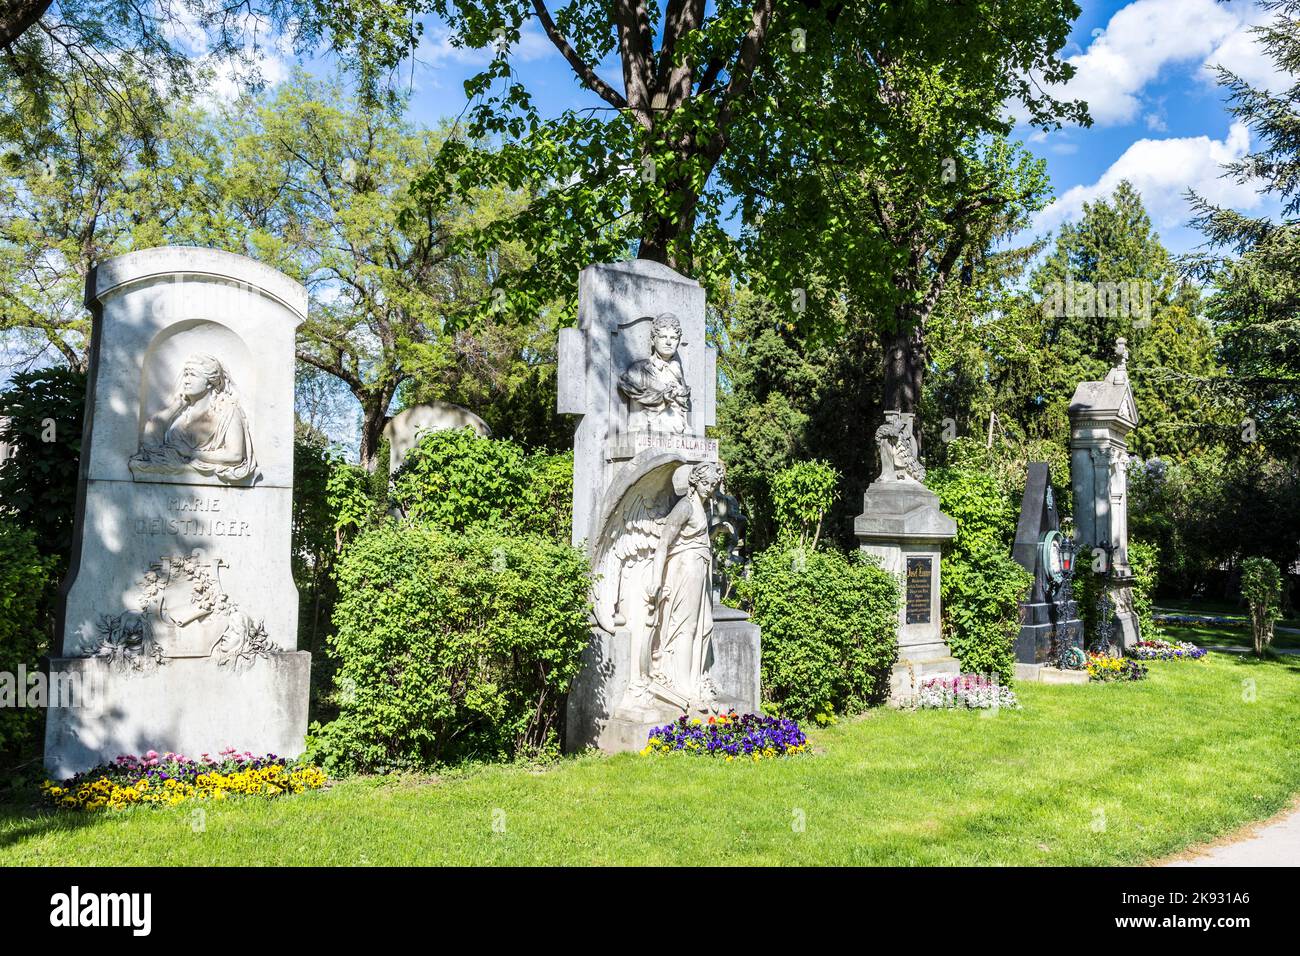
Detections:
905,557,933,625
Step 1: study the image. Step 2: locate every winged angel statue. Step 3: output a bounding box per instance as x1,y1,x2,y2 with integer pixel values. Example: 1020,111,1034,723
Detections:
590,456,726,717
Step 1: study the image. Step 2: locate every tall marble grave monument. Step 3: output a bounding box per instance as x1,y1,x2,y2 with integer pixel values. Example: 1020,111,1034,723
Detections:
1012,462,1084,664
559,261,760,752
1068,339,1141,650
45,247,311,778
855,411,959,701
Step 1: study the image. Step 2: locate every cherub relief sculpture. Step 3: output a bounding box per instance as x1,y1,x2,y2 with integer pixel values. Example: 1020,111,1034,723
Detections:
617,312,691,434
591,458,725,714
129,352,257,483
874,410,926,482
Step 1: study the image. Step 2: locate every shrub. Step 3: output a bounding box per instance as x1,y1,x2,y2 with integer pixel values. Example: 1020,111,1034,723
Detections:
391,428,531,532
1241,556,1283,656
770,459,839,549
517,450,574,541
0,519,54,763
927,465,1031,683
309,523,591,773
1127,538,1163,641
738,545,898,722
0,366,85,570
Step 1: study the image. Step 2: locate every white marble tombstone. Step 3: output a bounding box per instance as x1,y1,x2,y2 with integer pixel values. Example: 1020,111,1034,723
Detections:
1068,339,1141,650
382,401,491,474
854,410,959,702
558,261,759,752
44,247,311,779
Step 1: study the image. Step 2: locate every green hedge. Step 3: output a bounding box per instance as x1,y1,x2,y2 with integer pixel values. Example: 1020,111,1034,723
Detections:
927,465,1032,683
738,545,899,722
308,523,591,773
0,520,54,762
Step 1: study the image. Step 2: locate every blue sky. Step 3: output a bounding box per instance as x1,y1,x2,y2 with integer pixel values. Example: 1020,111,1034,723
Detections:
358,0,1280,257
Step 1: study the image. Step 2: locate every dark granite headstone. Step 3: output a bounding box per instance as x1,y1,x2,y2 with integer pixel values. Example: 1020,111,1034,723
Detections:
1012,462,1084,664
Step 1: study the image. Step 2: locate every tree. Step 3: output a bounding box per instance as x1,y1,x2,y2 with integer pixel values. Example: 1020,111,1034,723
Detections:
413,0,1086,331
1188,0,1300,460
0,71,223,370
206,73,540,465
1032,181,1231,460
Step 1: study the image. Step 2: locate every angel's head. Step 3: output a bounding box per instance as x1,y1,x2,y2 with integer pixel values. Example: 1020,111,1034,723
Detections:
688,461,724,497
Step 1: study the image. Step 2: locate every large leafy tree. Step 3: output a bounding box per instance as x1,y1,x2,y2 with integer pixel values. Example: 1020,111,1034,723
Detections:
1033,181,1231,460
202,73,542,465
1188,0,1300,460
415,0,1085,320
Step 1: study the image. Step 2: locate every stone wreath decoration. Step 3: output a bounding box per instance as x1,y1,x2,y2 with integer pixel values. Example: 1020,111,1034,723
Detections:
89,551,276,673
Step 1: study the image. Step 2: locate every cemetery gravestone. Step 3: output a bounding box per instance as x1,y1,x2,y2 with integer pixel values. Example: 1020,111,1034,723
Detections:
855,410,959,702
1012,462,1085,669
381,401,491,474
1068,339,1141,651
44,247,311,779
559,260,759,753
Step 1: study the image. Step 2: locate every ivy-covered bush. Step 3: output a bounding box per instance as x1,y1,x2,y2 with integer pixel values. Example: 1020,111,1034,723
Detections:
0,520,54,762
390,429,572,541
308,523,591,773
927,464,1032,683
1127,538,1163,642
738,545,899,722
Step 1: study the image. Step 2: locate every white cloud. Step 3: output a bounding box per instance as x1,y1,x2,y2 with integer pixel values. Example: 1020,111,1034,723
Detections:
1201,8,1290,93
415,21,557,75
1033,121,1262,234
1053,0,1244,126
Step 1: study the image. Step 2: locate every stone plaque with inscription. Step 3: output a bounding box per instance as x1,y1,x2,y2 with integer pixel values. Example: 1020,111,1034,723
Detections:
45,247,311,779
905,557,933,625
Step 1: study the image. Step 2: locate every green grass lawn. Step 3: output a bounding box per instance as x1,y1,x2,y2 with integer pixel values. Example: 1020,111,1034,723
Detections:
1156,596,1300,631
1162,620,1300,651
3,652,1298,866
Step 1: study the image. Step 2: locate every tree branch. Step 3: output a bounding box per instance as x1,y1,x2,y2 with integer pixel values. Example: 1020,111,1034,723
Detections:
531,0,627,110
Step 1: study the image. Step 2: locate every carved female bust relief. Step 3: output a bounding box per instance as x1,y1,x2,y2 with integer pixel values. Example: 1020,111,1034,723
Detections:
129,352,257,483
617,312,691,434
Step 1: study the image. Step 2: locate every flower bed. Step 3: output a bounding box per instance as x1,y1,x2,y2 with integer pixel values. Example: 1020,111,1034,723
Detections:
913,674,1019,710
1086,652,1148,682
642,712,810,760
42,749,327,811
1129,638,1207,661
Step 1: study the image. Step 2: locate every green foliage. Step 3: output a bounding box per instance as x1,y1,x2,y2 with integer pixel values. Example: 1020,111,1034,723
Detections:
309,523,591,773
326,462,374,548
927,454,1032,682
392,428,530,532
390,429,572,542
0,519,53,763
1241,557,1283,656
738,545,899,722
770,460,839,549
517,450,574,542
0,366,84,569
1127,539,1164,642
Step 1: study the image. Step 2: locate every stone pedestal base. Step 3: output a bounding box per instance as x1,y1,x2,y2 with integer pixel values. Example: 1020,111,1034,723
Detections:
1015,602,1084,664
43,652,312,780
1014,662,1089,685
565,604,762,754
889,655,961,704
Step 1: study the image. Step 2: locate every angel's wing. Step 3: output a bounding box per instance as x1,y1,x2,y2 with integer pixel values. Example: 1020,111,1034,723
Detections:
590,451,688,634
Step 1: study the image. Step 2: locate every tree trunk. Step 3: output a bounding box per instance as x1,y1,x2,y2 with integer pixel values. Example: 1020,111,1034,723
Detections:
883,310,925,415
359,400,388,471
0,0,51,47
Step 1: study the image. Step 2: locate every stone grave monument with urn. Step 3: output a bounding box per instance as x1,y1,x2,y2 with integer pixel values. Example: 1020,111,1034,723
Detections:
854,411,959,702
1068,338,1141,652
44,246,312,779
559,260,761,753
